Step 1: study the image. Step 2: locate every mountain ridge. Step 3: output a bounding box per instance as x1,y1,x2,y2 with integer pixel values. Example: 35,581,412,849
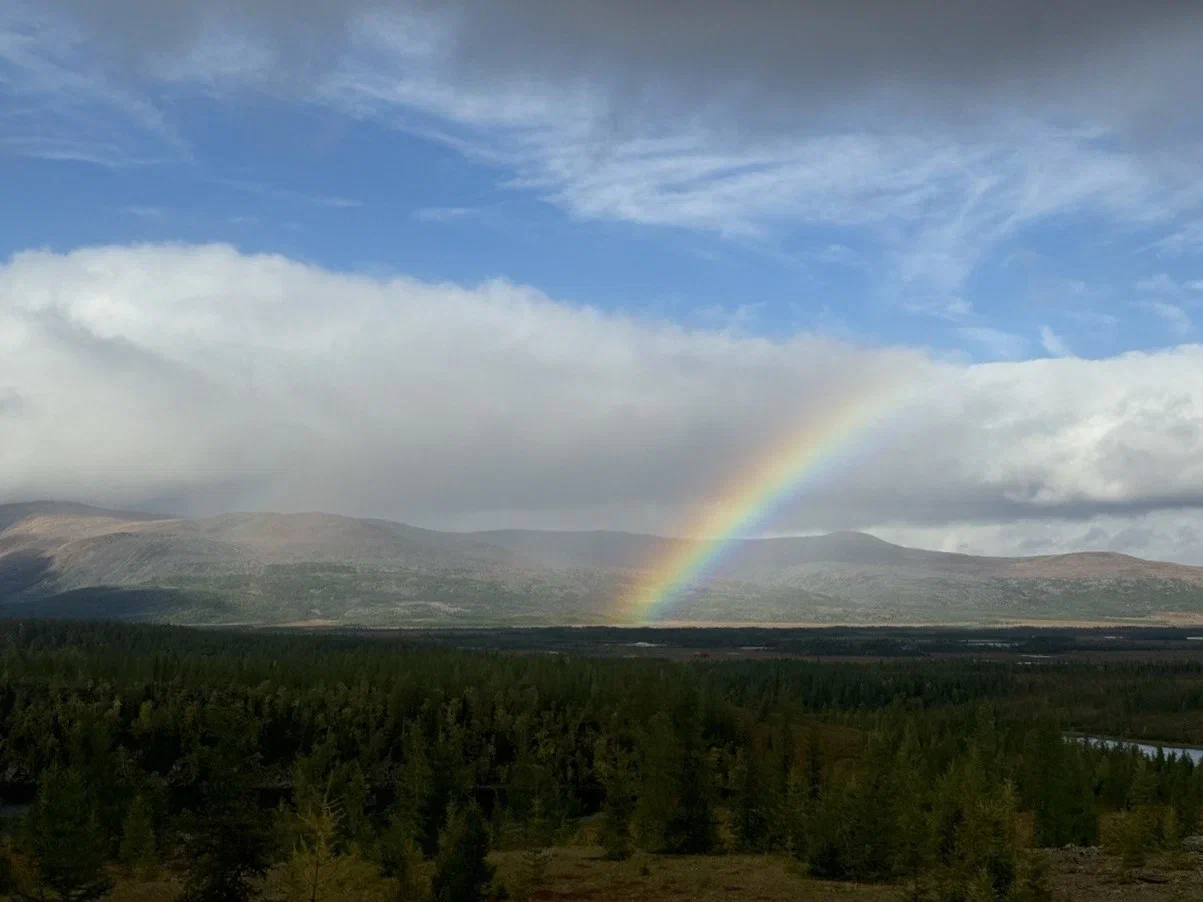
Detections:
2,501,1202,626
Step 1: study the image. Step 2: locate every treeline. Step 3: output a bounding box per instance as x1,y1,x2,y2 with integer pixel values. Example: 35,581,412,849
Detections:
0,620,1200,901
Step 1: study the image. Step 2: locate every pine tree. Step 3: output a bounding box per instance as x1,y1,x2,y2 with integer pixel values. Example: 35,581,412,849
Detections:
287,793,342,902
594,736,635,861
663,701,716,855
805,728,824,802
1013,851,1055,902
180,743,274,902
805,778,850,879
633,713,679,851
0,835,30,899
891,724,930,878
338,763,371,850
376,817,426,901
1030,727,1099,848
1107,809,1149,871
24,764,113,901
508,799,553,902
925,752,1022,899
736,744,770,852
782,765,810,860
395,728,436,856
119,793,157,878
431,804,494,902
1161,805,1191,870
265,788,400,902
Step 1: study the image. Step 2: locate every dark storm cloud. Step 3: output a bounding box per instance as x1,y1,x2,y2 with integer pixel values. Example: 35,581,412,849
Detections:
40,0,1203,133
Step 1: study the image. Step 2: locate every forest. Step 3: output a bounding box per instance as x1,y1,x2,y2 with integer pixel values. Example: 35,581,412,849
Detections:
1,620,1202,901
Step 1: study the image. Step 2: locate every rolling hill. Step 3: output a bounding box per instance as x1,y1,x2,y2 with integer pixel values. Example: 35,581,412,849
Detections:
3,502,1203,626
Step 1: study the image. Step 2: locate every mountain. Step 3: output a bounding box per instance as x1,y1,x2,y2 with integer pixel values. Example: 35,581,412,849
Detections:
3,502,1203,626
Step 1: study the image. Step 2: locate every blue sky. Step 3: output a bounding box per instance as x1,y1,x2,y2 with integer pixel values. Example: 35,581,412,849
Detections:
3,1,1201,362
3,1,1203,561
6,111,1198,365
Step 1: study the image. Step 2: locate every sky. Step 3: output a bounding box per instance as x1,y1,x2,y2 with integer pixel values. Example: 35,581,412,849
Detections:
3,0,1203,562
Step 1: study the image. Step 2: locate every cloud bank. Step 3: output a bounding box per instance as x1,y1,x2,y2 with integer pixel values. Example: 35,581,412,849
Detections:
3,244,1203,559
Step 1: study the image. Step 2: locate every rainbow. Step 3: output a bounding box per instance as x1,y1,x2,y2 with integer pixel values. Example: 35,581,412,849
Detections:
617,384,912,623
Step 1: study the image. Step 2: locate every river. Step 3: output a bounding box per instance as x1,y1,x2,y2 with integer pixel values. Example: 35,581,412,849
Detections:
1074,735,1203,765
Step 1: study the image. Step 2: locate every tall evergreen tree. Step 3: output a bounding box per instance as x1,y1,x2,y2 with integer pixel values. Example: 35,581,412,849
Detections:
119,793,157,878
736,743,771,851
594,735,636,861
633,713,679,851
24,764,112,901
663,698,716,855
180,740,274,902
395,728,437,857
1029,728,1099,848
430,804,494,902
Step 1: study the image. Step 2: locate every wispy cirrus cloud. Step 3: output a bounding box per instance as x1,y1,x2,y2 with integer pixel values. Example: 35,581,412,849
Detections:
411,206,490,224
1140,301,1194,336
119,205,168,220
6,0,1203,307
212,177,363,209
956,326,1029,360
0,3,189,165
1151,221,1203,257
1040,325,1072,357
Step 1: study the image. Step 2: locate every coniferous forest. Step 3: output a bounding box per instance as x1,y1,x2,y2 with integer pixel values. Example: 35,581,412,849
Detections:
1,621,1203,900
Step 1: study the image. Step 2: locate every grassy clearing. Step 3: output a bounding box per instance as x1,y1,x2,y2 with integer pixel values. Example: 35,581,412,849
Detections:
69,843,1203,901
493,846,893,902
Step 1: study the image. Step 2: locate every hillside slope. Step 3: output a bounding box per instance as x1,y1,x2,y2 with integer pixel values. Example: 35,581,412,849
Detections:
3,503,1203,626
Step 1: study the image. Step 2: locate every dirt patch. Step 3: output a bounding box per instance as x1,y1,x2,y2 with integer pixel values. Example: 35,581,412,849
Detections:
1045,845,1203,900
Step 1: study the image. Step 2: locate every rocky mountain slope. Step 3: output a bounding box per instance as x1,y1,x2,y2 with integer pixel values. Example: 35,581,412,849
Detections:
3,502,1203,626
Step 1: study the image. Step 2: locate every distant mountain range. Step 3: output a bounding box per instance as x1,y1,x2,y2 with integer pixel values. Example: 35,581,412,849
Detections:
3,501,1203,627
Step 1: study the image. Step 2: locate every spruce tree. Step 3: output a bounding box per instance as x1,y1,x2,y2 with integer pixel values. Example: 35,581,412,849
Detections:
633,713,679,850
508,799,552,902
119,793,157,877
431,804,494,902
805,728,824,802
663,700,716,855
594,736,635,860
378,811,422,876
286,793,341,902
395,728,436,856
180,741,274,902
736,745,770,851
1030,727,1099,848
24,764,113,901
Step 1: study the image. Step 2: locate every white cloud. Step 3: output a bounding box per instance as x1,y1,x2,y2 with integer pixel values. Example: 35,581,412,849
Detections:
807,244,862,267
212,177,363,209
904,297,973,321
876,512,1203,565
957,326,1028,360
1039,325,1071,357
412,206,486,224
119,205,167,220
4,245,1203,562
1140,300,1193,335
1137,273,1181,294
1153,221,1203,257
0,243,923,526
